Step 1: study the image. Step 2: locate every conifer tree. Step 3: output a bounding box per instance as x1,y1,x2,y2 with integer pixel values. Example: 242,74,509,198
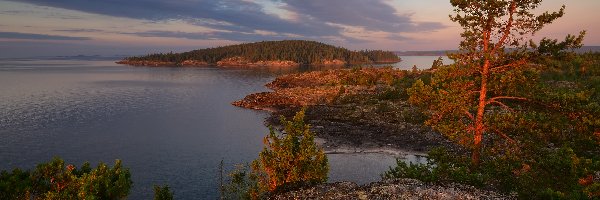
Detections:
251,108,328,193
408,0,581,166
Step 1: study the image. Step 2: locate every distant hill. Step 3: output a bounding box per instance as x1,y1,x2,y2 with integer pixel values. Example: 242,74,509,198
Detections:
575,46,600,53
396,46,600,56
118,40,400,67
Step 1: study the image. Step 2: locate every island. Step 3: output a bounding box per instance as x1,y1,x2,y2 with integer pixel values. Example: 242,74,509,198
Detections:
116,40,400,67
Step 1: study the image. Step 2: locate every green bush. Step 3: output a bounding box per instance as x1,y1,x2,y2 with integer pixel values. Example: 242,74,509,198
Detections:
251,108,329,193
222,108,329,199
0,157,132,199
383,148,484,187
153,185,174,200
222,164,258,200
384,146,600,199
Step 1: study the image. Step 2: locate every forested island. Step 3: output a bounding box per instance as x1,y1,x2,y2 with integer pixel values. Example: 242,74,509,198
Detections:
117,40,400,67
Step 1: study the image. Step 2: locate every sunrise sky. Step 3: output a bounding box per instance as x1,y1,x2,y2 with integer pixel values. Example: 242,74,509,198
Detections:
0,0,598,58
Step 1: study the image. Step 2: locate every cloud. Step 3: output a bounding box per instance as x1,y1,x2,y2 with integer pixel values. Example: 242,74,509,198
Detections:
125,30,369,44
0,32,91,40
8,0,443,43
0,8,82,19
9,0,341,37
281,0,446,33
53,28,109,33
387,34,411,41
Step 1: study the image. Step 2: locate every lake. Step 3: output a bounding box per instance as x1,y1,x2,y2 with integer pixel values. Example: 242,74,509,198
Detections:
0,57,431,199
377,56,451,70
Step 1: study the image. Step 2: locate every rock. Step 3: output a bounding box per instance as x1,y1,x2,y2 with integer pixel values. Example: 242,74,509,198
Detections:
314,59,346,66
271,179,515,199
116,60,176,66
233,67,460,154
217,56,299,67
179,60,208,66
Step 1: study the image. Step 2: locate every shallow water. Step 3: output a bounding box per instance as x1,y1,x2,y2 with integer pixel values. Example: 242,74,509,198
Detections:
0,58,427,199
328,153,427,185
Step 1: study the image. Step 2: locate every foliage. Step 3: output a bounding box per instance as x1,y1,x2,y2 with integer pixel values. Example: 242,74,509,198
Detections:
251,108,329,194
531,31,586,60
404,42,600,200
383,148,484,186
222,164,258,200
222,109,329,199
431,57,445,70
125,40,400,65
384,146,600,199
399,0,599,198
153,185,174,200
409,0,582,165
0,157,132,199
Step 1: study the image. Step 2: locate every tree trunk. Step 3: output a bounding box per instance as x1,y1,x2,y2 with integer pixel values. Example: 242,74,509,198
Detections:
472,59,490,166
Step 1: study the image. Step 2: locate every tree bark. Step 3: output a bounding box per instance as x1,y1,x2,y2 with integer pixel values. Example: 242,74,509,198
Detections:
473,59,489,166
473,27,491,166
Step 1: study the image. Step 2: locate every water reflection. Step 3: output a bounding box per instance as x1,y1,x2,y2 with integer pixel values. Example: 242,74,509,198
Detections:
373,56,452,70
0,60,274,198
0,58,431,199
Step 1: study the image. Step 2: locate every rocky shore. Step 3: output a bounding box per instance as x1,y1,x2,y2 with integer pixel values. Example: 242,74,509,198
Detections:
216,56,299,67
115,59,208,66
272,179,514,199
115,60,178,66
233,67,508,199
117,56,352,68
233,67,457,153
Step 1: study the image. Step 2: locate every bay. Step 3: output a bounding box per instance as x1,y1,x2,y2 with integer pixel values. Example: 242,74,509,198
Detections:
0,57,429,199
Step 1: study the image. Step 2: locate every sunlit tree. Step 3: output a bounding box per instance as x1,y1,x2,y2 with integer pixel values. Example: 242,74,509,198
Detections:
251,108,328,193
408,0,584,166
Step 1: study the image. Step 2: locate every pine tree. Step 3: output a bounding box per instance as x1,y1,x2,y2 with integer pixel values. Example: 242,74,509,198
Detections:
251,108,328,193
408,0,578,166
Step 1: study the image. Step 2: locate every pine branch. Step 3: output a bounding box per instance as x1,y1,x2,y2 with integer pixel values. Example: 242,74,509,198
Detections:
490,59,528,73
488,100,515,112
490,127,517,144
488,96,528,102
491,0,517,54
464,110,475,121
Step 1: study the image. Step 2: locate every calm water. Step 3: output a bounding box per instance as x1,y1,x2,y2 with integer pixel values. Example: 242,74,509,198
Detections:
0,58,430,199
376,56,451,70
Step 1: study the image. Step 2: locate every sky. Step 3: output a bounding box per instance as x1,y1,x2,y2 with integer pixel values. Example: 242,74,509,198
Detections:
0,0,599,58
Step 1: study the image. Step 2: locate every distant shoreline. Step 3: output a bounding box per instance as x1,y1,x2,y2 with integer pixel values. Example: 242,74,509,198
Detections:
395,46,600,56
115,59,401,67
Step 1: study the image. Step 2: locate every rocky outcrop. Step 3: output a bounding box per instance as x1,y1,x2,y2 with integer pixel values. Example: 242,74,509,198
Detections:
117,57,298,67
115,60,208,66
179,60,209,66
115,60,177,66
117,57,357,68
216,56,299,67
233,68,458,153
314,59,346,66
233,68,404,110
272,179,513,200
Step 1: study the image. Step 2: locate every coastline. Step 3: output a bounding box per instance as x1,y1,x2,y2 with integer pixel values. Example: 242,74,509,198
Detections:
116,58,399,68
234,67,513,199
233,67,459,156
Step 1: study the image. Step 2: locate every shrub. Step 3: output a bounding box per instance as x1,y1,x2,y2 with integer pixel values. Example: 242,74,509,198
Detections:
382,147,484,187
0,157,132,199
251,108,328,194
222,164,258,200
384,146,600,199
153,185,174,200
